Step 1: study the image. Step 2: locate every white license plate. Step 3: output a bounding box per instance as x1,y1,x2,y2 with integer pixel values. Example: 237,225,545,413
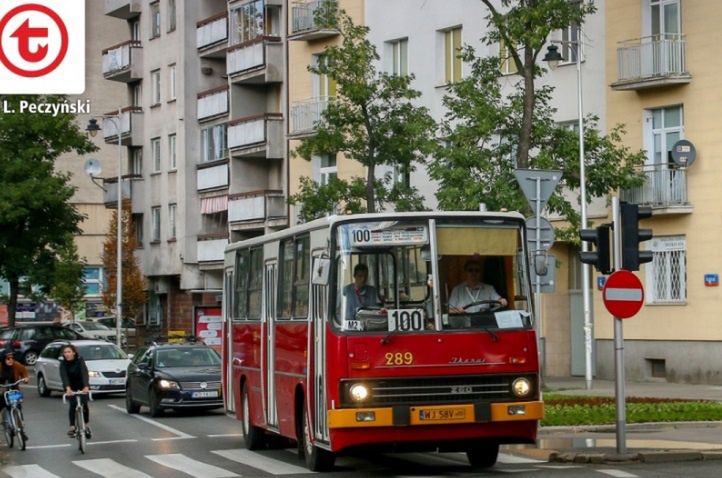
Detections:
109,378,125,385
192,390,218,398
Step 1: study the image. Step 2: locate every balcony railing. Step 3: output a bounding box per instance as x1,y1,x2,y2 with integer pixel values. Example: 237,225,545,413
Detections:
197,235,229,263
620,165,689,210
227,37,282,83
229,190,286,223
228,114,283,158
102,175,144,213
102,40,143,82
197,87,229,121
197,162,229,191
197,13,228,51
613,34,690,90
103,107,143,146
290,97,331,135
105,0,141,19
290,0,338,40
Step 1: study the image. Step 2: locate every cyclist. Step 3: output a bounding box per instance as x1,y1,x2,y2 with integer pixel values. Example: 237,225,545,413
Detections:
0,350,29,441
59,344,91,439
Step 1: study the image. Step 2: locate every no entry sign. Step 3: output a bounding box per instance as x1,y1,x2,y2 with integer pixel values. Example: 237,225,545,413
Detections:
603,270,644,319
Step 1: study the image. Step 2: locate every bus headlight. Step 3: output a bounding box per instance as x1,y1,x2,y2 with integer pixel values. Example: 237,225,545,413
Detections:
349,383,370,402
511,378,531,398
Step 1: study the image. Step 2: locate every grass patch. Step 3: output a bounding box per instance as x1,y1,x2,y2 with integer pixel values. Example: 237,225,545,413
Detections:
542,393,722,426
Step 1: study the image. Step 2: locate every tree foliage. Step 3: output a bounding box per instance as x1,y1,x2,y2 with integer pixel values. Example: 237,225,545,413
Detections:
290,11,436,221
0,95,96,326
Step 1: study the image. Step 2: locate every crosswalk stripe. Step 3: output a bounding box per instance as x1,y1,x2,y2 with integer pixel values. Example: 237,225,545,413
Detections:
497,452,545,464
212,448,315,475
146,453,238,477
73,458,154,478
597,470,639,478
3,465,60,478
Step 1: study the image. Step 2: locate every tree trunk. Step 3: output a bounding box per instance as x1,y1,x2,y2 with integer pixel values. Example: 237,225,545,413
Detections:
366,160,376,213
517,47,535,170
7,277,19,328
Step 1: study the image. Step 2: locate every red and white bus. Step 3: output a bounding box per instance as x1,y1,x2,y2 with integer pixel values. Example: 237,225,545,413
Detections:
222,212,543,471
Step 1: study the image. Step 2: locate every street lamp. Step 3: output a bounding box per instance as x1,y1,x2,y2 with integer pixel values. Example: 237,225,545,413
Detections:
544,36,593,390
86,110,123,349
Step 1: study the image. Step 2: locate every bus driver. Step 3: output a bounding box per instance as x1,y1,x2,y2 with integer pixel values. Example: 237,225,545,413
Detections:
449,258,507,314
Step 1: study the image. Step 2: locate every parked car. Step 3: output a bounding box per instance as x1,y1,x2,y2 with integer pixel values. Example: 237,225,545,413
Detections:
125,341,222,416
35,339,131,396
0,325,85,366
63,320,126,346
92,317,135,345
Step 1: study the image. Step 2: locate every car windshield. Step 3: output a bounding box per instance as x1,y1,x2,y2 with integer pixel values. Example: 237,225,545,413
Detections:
77,344,127,360
155,348,221,368
80,322,110,331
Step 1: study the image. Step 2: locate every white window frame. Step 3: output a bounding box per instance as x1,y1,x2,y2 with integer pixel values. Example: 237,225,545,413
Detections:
151,69,161,105
168,134,176,170
646,235,686,304
560,23,583,64
151,206,161,242
649,0,681,37
318,154,337,186
443,26,462,84
132,83,142,107
499,37,518,75
82,266,103,297
131,148,142,175
167,0,176,32
168,63,176,101
131,20,140,41
200,124,227,163
389,38,408,76
168,203,177,239
643,105,683,167
151,137,161,173
150,1,161,38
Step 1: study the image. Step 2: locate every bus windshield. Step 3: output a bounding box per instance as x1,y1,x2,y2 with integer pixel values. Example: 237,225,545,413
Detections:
333,218,533,334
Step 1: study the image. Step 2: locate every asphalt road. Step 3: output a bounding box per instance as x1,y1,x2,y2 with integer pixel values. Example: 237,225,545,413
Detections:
3,378,721,477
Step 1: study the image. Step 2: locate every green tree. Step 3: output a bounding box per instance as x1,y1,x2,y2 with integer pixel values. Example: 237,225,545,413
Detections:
0,95,96,327
25,238,87,315
290,11,437,221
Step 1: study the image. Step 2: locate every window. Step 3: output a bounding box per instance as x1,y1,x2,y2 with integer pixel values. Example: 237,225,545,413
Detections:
168,134,176,170
131,148,142,175
278,236,310,319
248,248,263,320
132,83,142,107
393,164,410,187
499,37,518,75
151,69,161,105
168,64,176,101
150,2,161,38
561,22,581,64
232,0,264,44
313,54,336,98
645,105,683,166
319,154,337,185
233,250,249,320
82,267,103,296
151,206,161,242
167,0,176,32
389,38,408,76
131,20,140,41
651,0,680,38
647,236,686,304
200,124,227,163
151,137,161,172
132,213,144,244
443,27,462,84
168,203,176,239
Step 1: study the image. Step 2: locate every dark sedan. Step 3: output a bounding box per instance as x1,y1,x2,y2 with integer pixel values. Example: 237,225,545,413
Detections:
125,342,223,416
0,325,84,365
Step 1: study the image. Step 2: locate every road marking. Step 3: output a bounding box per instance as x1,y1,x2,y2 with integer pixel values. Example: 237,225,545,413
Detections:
87,439,138,446
213,448,315,475
151,436,195,442
597,470,639,478
25,444,72,450
146,453,239,477
497,453,545,464
208,433,243,438
74,458,154,478
3,465,60,478
497,469,538,474
537,465,584,469
108,404,195,439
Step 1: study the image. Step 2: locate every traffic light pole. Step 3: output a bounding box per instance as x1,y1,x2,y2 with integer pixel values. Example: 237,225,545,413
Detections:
612,197,627,455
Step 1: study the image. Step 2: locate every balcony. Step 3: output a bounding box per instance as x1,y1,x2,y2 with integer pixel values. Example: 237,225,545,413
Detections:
227,37,283,84
103,107,143,146
290,97,330,136
620,165,692,214
197,13,228,58
197,234,229,264
612,34,691,91
102,175,144,213
228,114,283,159
229,190,286,229
289,0,339,41
197,162,229,191
102,40,143,82
197,87,229,122
104,0,141,19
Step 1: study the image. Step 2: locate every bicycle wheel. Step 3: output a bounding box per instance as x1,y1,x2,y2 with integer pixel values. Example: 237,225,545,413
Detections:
12,408,25,451
75,405,86,453
3,412,13,449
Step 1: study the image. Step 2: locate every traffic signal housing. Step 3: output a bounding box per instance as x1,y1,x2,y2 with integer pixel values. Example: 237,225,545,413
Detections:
621,202,653,271
580,223,612,275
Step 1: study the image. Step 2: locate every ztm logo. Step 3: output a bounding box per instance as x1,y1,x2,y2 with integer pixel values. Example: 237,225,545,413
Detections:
0,1,84,94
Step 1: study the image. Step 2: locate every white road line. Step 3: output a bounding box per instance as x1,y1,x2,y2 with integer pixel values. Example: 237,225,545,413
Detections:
497,469,538,474
208,433,243,438
213,448,315,475
87,439,138,446
74,458,154,478
497,453,545,464
151,436,195,442
108,404,195,439
146,453,239,478
2,465,60,478
537,465,584,469
597,470,640,478
25,444,72,450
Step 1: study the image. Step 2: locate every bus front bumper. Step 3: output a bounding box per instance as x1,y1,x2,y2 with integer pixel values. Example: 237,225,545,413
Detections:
328,401,543,429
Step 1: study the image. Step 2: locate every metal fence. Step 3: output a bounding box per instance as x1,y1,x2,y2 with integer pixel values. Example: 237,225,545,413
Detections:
617,34,686,82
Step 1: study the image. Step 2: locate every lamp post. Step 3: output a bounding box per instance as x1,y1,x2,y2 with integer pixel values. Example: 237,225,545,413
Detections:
86,109,123,349
544,37,593,390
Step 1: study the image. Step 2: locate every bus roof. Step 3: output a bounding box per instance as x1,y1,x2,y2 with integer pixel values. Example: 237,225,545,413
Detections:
224,211,525,253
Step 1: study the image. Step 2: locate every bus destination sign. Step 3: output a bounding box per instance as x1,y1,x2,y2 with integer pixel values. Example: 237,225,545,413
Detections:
351,226,428,247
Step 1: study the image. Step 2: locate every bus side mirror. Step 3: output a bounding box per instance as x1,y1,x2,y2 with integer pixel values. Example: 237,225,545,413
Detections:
312,258,331,286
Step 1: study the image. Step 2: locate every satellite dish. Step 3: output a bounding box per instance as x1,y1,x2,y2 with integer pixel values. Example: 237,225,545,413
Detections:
84,159,102,177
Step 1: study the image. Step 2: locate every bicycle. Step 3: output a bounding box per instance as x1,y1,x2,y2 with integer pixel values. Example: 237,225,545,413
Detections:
1,379,27,451
62,390,92,454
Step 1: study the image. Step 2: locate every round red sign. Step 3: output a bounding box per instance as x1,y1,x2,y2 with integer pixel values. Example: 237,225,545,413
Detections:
602,270,644,319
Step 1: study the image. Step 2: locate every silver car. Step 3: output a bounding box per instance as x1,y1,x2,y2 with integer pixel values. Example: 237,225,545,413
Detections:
35,340,131,396
63,320,126,347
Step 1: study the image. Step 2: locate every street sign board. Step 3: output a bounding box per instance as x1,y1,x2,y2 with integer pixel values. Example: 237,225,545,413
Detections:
514,169,562,212
603,270,644,319
525,217,555,252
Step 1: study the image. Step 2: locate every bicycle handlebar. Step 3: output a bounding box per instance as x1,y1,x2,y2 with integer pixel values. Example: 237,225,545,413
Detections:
0,379,25,389
62,390,94,404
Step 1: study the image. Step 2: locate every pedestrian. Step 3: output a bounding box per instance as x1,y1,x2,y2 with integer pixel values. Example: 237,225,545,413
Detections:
59,344,91,438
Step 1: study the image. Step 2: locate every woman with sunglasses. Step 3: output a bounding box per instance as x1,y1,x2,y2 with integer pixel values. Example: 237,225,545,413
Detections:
0,351,29,441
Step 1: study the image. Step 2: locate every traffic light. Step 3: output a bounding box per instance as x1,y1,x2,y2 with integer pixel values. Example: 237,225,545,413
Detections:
621,202,653,271
580,223,612,274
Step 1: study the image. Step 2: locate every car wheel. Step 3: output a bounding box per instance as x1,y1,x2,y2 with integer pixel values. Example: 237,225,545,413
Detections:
148,388,163,417
125,387,140,414
241,383,266,450
37,374,51,397
23,351,38,366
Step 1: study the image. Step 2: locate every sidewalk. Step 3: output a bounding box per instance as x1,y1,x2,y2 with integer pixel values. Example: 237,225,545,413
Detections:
507,377,722,464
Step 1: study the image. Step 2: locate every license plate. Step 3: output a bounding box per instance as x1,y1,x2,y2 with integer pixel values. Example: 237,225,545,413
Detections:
418,407,467,421
192,390,218,398
109,378,125,385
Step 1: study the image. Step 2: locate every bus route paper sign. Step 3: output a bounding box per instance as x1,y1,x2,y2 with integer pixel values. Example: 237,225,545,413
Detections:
194,306,222,352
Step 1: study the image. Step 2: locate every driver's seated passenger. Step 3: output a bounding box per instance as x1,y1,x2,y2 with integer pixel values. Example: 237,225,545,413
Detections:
448,258,507,326
341,263,381,321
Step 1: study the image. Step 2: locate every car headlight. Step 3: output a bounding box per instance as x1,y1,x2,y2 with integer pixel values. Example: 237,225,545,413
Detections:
349,383,370,402
511,377,532,398
88,371,101,378
158,379,180,390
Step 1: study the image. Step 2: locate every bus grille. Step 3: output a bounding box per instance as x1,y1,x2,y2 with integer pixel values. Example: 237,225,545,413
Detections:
340,375,536,408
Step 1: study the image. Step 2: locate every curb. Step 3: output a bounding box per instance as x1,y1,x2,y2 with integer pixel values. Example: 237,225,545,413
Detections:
545,449,722,464
540,420,722,434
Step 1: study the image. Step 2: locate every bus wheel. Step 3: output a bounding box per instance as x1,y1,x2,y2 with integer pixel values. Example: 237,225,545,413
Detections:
300,405,335,471
241,383,265,450
466,441,499,469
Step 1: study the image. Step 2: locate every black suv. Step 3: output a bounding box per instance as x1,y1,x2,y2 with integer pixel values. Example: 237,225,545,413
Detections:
0,325,85,365
125,341,222,416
